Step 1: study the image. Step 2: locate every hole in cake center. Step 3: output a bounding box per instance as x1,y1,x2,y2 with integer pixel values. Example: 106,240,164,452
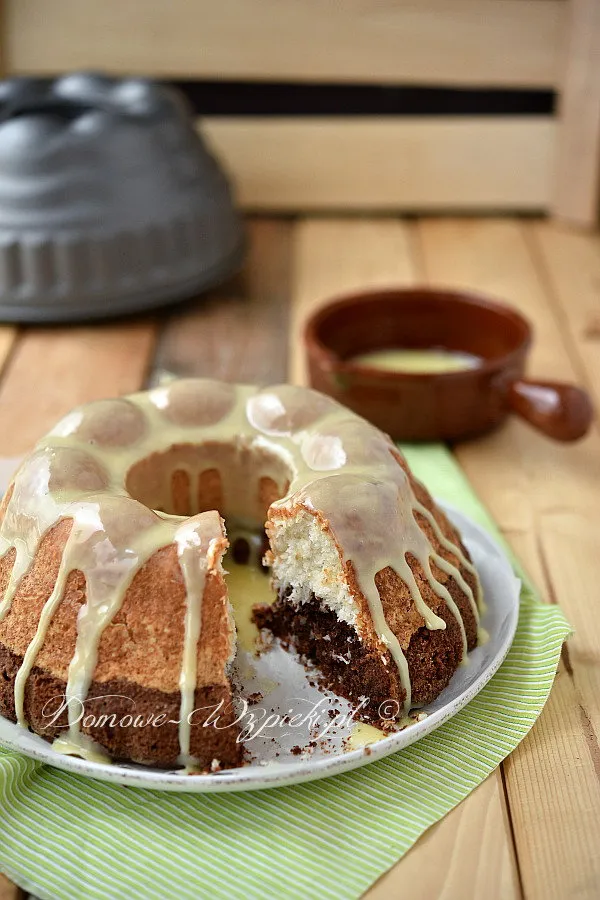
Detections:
125,441,292,649
125,440,292,523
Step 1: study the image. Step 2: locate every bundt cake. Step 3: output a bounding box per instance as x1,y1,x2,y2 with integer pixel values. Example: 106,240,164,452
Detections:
0,379,482,770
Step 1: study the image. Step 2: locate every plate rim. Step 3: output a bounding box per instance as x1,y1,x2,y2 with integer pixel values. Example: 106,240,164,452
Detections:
0,501,520,792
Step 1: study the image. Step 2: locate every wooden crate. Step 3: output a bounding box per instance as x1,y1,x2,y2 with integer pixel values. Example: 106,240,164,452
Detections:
1,0,599,225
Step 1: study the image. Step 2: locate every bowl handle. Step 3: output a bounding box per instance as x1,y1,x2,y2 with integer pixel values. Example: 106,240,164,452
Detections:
508,379,593,442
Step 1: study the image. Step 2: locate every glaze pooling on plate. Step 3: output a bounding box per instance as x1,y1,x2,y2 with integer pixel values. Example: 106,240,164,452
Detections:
0,379,482,764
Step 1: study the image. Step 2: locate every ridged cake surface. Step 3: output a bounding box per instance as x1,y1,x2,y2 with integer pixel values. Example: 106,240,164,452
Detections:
0,379,482,767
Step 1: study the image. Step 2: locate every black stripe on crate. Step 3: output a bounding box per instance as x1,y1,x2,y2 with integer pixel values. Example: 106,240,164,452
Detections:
169,80,555,118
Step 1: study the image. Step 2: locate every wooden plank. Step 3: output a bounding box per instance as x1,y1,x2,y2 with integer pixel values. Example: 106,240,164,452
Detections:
418,217,600,900
203,118,555,212
527,219,600,741
368,776,521,900
530,221,600,408
5,0,564,88
552,0,600,227
0,326,18,393
499,521,600,900
0,321,157,456
489,515,597,900
289,217,521,900
153,219,292,385
0,874,21,900
0,328,16,371
503,660,600,900
0,0,5,77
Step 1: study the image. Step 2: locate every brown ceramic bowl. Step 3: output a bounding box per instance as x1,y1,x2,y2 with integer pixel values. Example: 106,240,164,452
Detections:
304,288,593,443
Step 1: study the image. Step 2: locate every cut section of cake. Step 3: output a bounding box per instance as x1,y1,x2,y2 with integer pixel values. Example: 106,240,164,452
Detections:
259,446,480,722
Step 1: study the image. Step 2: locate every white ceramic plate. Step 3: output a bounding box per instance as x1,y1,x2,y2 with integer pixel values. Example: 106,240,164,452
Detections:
0,502,520,792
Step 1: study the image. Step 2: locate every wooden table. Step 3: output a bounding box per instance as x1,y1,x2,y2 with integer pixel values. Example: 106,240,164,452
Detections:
1,216,599,900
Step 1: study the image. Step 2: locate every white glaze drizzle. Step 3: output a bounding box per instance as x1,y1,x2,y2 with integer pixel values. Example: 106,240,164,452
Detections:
175,515,223,767
14,542,72,725
60,509,171,759
413,499,482,617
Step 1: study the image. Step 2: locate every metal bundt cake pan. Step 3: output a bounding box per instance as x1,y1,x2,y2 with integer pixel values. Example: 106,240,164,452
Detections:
0,73,245,322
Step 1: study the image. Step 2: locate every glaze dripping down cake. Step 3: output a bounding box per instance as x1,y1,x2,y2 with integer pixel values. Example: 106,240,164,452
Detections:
0,379,482,769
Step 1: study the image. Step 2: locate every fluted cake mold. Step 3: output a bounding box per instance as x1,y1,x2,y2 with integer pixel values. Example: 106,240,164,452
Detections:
0,73,244,322
0,379,483,769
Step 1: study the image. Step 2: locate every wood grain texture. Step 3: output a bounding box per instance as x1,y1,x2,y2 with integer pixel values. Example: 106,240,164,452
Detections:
552,0,600,226
503,659,600,900
289,217,521,900
0,874,21,900
530,221,600,407
153,219,292,384
493,524,600,900
0,327,17,376
418,217,600,900
0,321,157,455
5,0,564,88
203,118,555,212
0,0,5,78
368,776,521,900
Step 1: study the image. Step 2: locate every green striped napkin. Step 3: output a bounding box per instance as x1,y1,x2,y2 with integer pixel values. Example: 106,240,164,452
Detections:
0,446,570,900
